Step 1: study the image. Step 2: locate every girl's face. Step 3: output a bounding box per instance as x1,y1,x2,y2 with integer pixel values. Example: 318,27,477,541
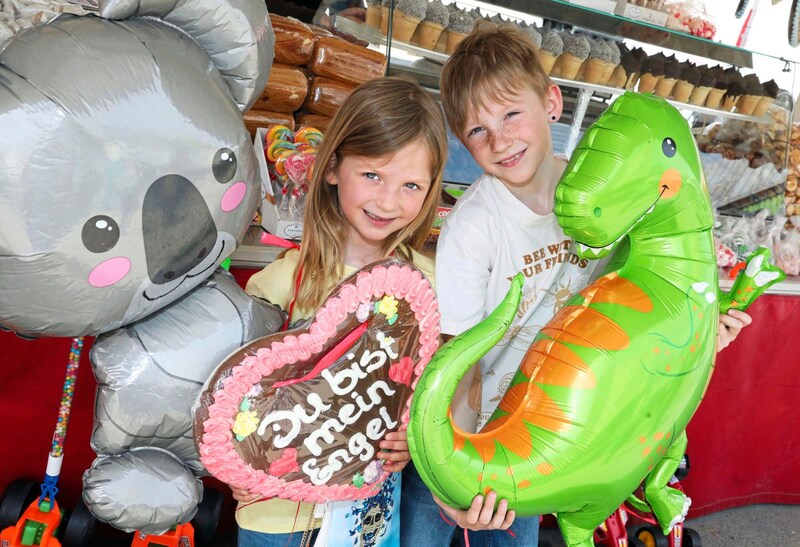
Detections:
328,137,433,257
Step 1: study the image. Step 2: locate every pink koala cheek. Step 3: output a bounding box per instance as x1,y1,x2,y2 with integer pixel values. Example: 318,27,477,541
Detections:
220,181,247,212
88,257,132,288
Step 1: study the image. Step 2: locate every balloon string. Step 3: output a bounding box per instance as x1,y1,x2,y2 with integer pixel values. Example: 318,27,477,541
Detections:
437,508,517,543
51,337,83,458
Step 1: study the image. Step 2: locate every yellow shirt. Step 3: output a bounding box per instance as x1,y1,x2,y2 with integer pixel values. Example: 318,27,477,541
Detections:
239,246,435,534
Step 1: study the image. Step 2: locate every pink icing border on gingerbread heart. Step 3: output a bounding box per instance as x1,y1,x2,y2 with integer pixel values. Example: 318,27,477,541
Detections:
198,262,440,503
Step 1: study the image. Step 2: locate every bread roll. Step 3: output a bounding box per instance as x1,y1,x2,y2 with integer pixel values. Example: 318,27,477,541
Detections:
253,63,309,113
244,109,295,137
270,14,315,66
295,112,332,132
309,36,386,86
304,77,357,117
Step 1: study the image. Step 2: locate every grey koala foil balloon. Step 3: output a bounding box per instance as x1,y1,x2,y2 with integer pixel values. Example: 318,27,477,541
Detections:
0,0,283,535
0,0,274,337
85,270,284,533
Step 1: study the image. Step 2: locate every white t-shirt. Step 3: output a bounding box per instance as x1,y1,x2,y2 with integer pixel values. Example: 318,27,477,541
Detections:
436,173,601,430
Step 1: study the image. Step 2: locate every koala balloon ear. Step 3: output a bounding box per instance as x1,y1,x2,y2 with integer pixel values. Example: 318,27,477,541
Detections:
97,0,274,111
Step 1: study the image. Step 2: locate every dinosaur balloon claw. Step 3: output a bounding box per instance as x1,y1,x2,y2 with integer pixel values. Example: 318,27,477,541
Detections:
719,246,785,313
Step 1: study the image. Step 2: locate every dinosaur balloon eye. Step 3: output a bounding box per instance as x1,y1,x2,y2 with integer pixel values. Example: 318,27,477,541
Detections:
82,215,120,253
662,138,677,158
213,148,238,184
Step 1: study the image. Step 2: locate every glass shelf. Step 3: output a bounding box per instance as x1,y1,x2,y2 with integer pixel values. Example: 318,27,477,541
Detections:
485,0,756,67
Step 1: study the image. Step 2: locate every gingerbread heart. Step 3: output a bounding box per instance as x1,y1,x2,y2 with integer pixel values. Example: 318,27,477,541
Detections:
194,258,440,503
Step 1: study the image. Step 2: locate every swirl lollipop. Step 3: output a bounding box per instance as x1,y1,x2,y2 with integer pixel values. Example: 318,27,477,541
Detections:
294,126,323,147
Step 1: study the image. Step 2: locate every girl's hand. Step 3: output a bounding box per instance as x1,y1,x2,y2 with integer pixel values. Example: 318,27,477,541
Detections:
231,486,261,504
432,491,516,531
378,430,410,472
717,309,753,352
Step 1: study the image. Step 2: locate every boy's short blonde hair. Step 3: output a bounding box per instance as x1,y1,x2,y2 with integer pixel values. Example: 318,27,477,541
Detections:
440,23,552,139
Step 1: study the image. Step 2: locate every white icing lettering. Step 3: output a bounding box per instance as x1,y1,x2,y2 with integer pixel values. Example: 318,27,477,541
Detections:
256,393,330,448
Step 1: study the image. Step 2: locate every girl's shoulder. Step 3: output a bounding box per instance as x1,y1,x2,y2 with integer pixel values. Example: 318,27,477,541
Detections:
244,248,301,310
399,245,435,289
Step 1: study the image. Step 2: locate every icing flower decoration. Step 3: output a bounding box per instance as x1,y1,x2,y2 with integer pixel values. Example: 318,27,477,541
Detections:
232,409,259,441
389,356,414,386
352,472,365,488
268,447,300,477
356,302,372,323
375,295,399,325
363,460,383,484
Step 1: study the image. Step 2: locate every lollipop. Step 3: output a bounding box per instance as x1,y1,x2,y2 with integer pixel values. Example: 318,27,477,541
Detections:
267,124,294,143
267,140,297,162
294,126,323,147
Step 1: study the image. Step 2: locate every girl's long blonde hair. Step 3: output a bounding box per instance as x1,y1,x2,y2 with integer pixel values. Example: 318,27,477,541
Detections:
296,77,447,312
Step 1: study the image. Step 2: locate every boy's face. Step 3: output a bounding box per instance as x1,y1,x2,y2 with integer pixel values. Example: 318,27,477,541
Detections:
460,84,562,192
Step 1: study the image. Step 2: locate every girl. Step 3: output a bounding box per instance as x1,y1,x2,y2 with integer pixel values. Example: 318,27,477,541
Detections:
235,76,448,546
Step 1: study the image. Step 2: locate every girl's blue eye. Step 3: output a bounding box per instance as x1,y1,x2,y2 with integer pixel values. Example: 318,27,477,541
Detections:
467,127,483,138
404,182,422,191
364,172,379,180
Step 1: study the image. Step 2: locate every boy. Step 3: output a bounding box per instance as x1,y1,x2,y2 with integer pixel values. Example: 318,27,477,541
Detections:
401,23,751,544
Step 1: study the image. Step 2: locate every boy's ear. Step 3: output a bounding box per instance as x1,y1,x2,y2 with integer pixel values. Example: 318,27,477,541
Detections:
545,83,564,122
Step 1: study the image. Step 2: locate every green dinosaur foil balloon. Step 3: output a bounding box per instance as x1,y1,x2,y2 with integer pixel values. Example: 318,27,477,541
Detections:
408,92,785,547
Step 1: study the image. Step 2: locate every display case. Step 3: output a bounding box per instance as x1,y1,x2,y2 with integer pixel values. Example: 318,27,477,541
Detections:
325,0,798,216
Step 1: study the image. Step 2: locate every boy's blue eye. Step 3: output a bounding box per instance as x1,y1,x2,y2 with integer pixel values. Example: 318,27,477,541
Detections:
467,127,483,138
364,172,379,180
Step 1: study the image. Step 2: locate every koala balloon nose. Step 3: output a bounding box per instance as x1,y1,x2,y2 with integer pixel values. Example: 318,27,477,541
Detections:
143,175,218,285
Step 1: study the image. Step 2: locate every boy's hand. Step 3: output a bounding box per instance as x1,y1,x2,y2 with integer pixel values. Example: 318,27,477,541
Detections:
379,430,410,472
717,309,752,352
432,491,516,531
230,486,261,503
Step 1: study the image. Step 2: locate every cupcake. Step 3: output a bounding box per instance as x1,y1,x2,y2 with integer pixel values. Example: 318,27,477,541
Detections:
638,52,666,94
365,0,382,29
688,65,714,106
672,62,699,103
521,22,542,49
754,79,779,116
537,28,563,74
608,45,644,89
392,0,426,43
736,74,763,115
581,38,615,85
704,66,728,109
555,33,590,80
446,8,474,54
654,54,681,98
603,41,621,84
720,68,744,112
415,0,449,50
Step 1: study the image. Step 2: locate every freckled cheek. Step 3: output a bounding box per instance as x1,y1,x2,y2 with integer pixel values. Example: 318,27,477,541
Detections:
466,139,488,159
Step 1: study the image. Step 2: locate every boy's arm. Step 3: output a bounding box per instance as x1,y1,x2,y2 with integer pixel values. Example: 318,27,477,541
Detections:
435,218,493,336
717,309,752,352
